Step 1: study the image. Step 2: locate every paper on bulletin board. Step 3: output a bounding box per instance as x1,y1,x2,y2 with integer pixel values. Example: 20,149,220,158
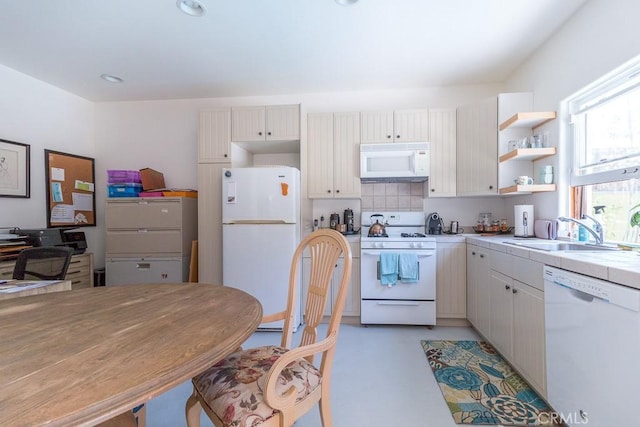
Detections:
74,180,94,192
51,182,63,202
51,167,65,181
50,204,74,224
72,192,93,211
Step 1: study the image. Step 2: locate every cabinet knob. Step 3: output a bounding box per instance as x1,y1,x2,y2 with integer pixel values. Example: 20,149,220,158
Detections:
512,288,518,294
480,254,484,258
472,251,476,255
327,190,331,193
431,188,435,192
267,131,272,136
258,131,263,136
489,185,494,190
396,135,400,139
505,285,511,290
224,153,228,158
387,135,392,139
336,189,340,193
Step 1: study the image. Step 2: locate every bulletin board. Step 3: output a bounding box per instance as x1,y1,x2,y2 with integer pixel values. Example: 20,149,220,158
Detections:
44,149,96,228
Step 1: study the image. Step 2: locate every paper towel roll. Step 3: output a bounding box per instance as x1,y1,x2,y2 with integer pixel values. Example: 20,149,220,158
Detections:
514,205,535,237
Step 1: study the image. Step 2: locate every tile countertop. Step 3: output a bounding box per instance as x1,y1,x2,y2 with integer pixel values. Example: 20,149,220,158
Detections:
464,234,640,291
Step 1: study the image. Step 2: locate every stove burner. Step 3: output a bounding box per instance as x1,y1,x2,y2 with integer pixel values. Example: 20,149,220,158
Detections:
368,233,388,238
401,232,427,238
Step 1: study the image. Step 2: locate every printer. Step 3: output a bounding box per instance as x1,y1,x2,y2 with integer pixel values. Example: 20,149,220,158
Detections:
12,228,87,254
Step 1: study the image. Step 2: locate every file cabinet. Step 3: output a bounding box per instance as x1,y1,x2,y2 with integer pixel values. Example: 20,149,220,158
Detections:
105,197,197,285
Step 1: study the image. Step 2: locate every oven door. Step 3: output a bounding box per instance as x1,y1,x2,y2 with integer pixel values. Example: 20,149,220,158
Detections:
360,249,435,300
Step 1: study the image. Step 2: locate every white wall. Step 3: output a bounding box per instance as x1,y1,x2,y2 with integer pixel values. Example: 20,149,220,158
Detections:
503,0,640,222
0,64,97,247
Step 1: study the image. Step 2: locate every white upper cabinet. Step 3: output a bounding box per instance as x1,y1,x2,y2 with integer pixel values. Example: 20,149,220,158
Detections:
360,109,429,143
198,108,232,163
307,112,361,199
456,97,498,196
232,104,300,142
428,108,457,197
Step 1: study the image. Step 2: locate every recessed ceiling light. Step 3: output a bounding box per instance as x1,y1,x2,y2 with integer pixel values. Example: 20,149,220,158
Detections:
177,0,206,16
335,0,358,5
100,74,124,84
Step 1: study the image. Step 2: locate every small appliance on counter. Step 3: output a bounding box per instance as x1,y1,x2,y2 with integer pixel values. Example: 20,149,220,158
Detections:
514,205,535,237
426,212,444,235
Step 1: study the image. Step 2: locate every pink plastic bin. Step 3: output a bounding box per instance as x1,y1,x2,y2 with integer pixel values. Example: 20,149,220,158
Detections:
107,170,142,184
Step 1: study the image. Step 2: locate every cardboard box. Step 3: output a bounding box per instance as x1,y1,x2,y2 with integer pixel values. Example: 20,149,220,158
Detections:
139,168,165,190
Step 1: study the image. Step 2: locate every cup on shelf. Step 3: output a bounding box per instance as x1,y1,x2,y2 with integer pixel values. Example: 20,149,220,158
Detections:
540,166,554,184
515,176,534,185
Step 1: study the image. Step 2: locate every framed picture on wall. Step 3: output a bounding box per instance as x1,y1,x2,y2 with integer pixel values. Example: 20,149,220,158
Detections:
0,138,30,198
45,149,96,228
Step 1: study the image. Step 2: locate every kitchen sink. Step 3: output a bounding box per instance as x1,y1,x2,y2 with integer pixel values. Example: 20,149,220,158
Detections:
504,241,621,252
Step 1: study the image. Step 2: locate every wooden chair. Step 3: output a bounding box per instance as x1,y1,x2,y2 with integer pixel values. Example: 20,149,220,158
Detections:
12,246,74,280
185,229,352,427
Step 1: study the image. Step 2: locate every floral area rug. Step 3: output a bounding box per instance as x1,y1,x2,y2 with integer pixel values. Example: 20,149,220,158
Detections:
421,340,554,425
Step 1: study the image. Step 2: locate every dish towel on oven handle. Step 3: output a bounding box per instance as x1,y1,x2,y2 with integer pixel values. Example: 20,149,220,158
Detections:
379,252,399,286
398,253,418,283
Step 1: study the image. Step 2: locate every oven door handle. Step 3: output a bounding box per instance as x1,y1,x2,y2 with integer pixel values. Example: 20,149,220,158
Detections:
362,251,434,258
375,301,421,306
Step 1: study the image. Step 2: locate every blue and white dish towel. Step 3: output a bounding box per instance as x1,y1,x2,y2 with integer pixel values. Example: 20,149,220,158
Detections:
398,253,418,283
379,252,399,286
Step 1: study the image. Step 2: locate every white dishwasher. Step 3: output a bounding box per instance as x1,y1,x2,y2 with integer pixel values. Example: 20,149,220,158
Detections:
544,266,640,427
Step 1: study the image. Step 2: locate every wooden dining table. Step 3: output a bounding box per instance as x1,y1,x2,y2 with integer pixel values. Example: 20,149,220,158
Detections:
0,283,262,427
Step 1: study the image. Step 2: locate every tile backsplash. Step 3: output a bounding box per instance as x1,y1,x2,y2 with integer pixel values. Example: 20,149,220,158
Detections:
361,183,424,211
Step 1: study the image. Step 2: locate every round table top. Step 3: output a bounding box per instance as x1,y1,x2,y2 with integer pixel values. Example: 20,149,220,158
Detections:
0,283,262,426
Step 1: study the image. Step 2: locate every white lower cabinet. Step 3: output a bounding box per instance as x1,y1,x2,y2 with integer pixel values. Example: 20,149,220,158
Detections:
302,241,360,319
485,247,547,397
466,244,490,337
436,242,466,319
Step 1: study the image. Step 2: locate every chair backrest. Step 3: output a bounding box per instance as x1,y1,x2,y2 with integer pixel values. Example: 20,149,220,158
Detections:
12,247,74,280
280,229,352,355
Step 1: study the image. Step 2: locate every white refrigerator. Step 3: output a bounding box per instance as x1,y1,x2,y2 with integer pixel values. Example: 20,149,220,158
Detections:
222,166,301,330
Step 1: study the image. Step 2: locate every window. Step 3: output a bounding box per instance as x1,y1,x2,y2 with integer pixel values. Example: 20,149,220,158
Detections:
567,55,640,244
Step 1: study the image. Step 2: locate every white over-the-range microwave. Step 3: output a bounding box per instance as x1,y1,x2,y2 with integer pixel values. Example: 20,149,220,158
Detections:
359,142,429,182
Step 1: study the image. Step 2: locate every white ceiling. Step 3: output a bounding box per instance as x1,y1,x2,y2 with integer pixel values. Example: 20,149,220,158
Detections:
0,0,587,102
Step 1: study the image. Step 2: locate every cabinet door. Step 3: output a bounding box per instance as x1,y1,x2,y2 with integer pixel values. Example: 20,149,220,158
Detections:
332,112,361,198
334,251,360,317
436,242,466,318
489,270,513,359
466,246,478,327
231,106,266,142
307,113,335,198
428,108,457,197
266,105,300,141
197,163,227,285
469,247,491,337
512,280,546,396
456,97,498,196
360,111,394,143
394,109,429,142
198,108,231,163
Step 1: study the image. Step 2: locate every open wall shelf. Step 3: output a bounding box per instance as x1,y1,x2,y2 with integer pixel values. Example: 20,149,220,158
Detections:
499,112,557,131
499,147,557,163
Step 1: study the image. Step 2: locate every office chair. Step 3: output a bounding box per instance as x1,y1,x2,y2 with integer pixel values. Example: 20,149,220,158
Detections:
12,247,74,280
185,229,353,427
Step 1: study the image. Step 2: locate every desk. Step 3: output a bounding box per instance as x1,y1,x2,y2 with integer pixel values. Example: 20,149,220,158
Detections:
0,283,262,427
0,279,71,300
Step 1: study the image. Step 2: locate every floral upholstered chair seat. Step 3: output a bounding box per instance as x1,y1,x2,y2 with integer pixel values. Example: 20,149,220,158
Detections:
192,345,322,427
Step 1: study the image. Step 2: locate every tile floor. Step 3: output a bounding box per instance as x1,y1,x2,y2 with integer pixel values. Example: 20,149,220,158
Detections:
146,324,479,427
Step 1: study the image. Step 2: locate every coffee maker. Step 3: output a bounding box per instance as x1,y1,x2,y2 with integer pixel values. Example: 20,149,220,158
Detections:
426,212,444,235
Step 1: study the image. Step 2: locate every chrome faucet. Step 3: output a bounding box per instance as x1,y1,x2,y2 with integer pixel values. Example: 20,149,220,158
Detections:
558,215,605,245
